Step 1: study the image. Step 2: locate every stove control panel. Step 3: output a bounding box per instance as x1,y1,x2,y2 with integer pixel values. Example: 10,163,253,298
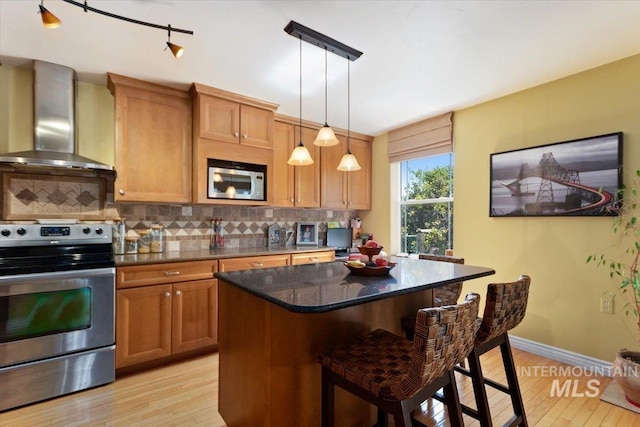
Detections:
0,224,111,246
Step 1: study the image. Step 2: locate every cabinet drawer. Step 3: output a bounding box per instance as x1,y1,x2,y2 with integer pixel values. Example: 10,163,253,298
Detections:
290,251,335,265
218,254,290,272
117,260,218,289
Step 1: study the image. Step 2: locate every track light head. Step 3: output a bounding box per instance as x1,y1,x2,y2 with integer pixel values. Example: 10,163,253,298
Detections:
39,3,61,29
166,42,184,58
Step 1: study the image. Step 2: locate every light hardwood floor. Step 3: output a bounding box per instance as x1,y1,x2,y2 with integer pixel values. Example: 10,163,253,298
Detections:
1,348,638,426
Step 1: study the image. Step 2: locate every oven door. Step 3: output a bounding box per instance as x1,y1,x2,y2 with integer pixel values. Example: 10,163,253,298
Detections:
0,267,115,368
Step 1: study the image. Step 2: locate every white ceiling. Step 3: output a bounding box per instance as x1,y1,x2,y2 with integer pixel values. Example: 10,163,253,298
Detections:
2,1,640,137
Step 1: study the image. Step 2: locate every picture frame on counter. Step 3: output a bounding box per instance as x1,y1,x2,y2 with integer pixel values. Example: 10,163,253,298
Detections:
296,222,318,246
268,223,286,248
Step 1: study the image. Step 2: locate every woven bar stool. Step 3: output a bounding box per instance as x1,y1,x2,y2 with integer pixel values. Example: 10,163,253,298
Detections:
318,293,480,427
401,254,465,340
456,275,531,427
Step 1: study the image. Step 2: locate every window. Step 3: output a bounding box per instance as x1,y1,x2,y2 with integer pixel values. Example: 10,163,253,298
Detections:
398,153,453,255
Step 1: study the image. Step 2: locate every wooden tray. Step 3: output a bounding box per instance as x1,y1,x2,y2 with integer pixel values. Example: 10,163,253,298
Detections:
343,262,396,276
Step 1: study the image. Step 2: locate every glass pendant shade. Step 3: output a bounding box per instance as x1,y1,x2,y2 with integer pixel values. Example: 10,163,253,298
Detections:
314,124,339,146
337,151,361,171
166,42,184,58
39,5,61,28
225,185,237,197
287,141,314,166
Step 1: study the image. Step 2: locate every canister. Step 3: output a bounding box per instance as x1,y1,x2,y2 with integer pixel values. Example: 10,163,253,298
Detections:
138,230,151,253
125,236,139,254
150,225,165,253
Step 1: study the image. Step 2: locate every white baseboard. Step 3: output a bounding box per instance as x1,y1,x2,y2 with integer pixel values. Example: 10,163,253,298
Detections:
509,335,613,377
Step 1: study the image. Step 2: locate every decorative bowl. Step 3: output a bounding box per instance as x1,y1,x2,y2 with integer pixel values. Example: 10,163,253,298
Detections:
357,245,383,262
343,261,396,276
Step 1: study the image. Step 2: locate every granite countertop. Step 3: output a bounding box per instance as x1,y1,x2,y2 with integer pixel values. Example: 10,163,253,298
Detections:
114,246,336,267
215,257,495,313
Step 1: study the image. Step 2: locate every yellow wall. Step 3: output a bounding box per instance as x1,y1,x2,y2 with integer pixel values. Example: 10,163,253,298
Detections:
455,54,640,361
359,133,391,247
0,64,114,164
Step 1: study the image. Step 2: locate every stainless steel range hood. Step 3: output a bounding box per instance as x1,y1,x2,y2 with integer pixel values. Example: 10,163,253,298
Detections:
0,60,114,171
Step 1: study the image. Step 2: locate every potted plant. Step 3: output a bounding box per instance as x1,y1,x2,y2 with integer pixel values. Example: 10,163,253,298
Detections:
588,169,640,406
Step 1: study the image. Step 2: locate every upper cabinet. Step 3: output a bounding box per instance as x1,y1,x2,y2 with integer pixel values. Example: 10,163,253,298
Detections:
272,118,321,208
191,83,278,204
320,135,371,210
192,83,277,149
108,73,192,203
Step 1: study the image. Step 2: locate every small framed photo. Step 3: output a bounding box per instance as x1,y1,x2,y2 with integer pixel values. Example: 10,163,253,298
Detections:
268,223,285,248
296,222,318,246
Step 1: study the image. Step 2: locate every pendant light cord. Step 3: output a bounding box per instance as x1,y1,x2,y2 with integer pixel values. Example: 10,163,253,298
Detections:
324,48,328,124
300,35,303,139
347,58,351,153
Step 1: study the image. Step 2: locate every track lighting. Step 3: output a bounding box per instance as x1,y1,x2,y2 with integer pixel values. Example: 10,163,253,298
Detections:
166,25,184,58
37,0,193,58
39,1,61,29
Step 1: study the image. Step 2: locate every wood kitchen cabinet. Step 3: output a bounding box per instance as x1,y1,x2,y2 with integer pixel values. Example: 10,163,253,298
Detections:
107,73,192,203
321,135,372,210
115,261,218,369
192,83,277,149
272,118,321,207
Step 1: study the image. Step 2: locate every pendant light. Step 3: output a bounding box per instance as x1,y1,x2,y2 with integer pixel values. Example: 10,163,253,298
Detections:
337,59,361,171
313,48,339,147
288,36,314,166
39,1,61,28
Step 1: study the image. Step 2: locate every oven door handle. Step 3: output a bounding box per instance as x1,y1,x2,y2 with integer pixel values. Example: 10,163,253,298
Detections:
0,267,115,284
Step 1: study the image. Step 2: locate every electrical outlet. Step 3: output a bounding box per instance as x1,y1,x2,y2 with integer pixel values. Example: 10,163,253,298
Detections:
600,294,614,314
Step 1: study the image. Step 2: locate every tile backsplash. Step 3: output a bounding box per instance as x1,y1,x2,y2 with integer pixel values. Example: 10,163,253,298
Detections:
110,203,356,252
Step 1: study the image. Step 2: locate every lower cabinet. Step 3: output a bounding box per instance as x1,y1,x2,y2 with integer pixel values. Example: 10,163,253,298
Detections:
115,261,218,369
291,250,335,265
218,254,290,272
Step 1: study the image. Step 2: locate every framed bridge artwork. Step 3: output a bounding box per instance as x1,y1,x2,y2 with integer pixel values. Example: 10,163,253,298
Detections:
489,132,623,217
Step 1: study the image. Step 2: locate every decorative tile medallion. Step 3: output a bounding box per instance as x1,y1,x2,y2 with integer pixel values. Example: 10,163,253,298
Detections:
2,172,105,220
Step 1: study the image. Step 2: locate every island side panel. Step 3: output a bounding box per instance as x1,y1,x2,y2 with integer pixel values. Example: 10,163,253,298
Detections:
219,279,435,426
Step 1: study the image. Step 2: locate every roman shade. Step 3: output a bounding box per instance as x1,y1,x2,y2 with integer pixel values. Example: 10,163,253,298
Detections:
387,112,453,163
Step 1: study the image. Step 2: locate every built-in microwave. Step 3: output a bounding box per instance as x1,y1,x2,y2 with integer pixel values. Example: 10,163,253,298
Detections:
207,159,267,201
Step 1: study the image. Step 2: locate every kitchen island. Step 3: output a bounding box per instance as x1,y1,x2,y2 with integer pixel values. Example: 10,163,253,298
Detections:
215,257,495,426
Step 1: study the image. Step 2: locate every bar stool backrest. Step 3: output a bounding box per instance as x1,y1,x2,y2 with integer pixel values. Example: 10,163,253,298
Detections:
418,254,465,306
402,293,480,396
476,275,531,345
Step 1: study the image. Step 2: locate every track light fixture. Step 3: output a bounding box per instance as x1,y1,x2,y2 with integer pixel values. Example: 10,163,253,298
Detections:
37,0,193,58
166,25,184,59
39,1,61,28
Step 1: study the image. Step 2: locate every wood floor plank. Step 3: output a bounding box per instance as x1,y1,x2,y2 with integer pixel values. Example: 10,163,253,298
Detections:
1,348,638,426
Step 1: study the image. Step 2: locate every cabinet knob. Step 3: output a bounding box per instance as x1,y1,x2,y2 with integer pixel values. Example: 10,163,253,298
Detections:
234,131,239,137
119,189,125,195
175,290,182,296
242,133,248,139
164,292,171,298
290,198,294,203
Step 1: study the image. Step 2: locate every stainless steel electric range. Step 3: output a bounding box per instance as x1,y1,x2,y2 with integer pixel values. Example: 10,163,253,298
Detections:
0,222,115,411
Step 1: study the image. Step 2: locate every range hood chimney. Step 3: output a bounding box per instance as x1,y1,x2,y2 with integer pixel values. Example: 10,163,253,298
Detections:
0,60,114,171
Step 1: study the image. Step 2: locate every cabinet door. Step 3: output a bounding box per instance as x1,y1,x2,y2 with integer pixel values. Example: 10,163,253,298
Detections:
346,137,372,210
272,121,295,206
112,83,192,203
172,279,218,353
240,105,274,149
320,135,348,209
116,284,172,368
199,95,240,144
294,127,321,207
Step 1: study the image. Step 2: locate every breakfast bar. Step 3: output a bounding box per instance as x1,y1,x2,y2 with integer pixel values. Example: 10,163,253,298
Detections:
215,257,495,426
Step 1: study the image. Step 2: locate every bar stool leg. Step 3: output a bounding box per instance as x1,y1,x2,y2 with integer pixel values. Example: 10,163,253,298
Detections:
467,348,493,427
321,368,335,427
500,337,527,426
443,370,464,427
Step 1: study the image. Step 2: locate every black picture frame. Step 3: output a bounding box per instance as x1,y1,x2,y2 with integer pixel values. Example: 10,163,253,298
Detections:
489,132,623,217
